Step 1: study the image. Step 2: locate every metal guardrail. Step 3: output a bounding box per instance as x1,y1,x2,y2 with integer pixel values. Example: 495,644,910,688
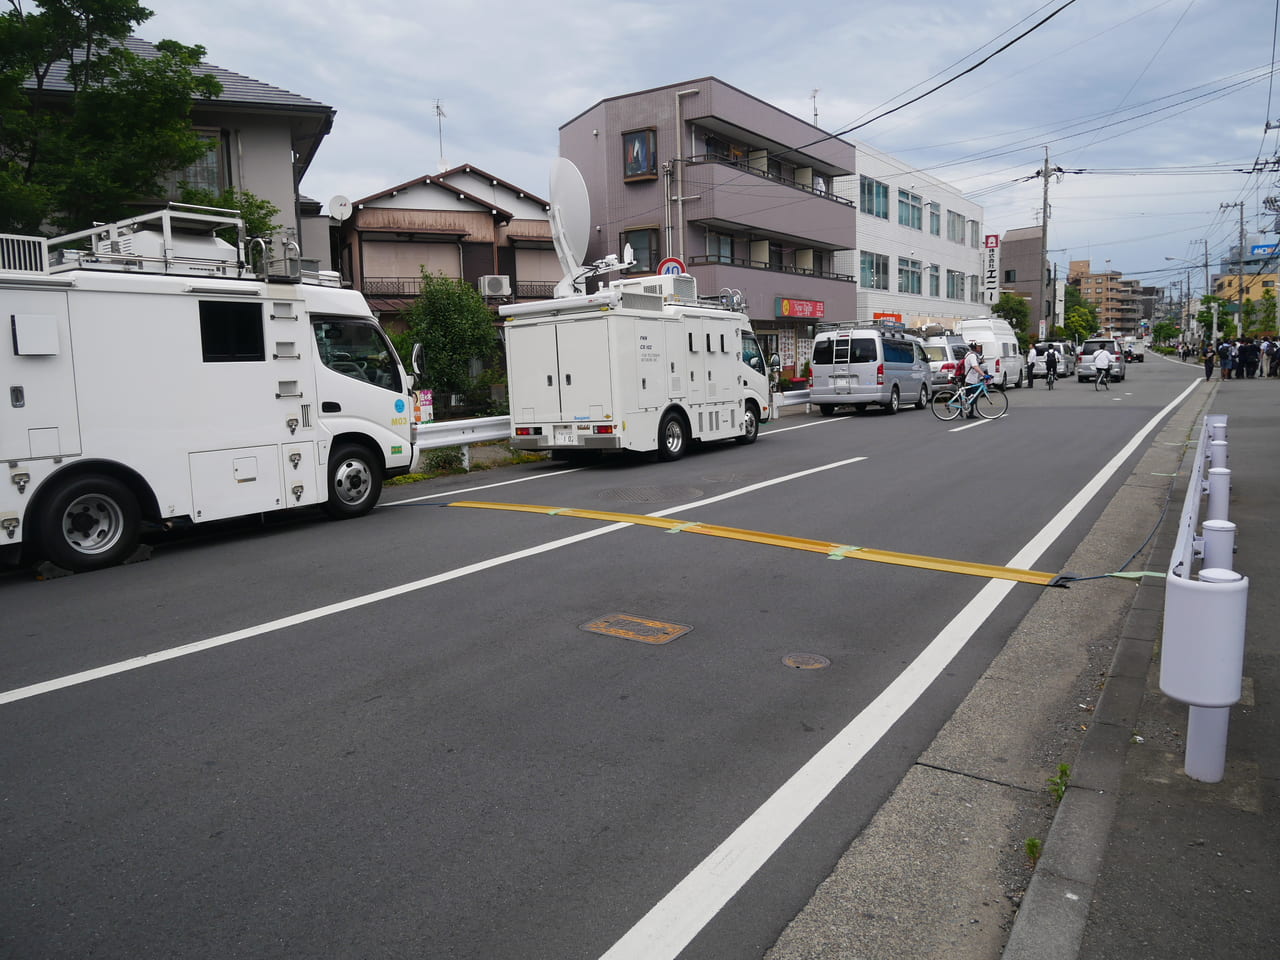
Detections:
414,416,512,470
1159,412,1248,783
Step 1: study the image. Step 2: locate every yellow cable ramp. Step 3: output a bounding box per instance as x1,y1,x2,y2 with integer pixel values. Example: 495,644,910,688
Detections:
445,501,1068,587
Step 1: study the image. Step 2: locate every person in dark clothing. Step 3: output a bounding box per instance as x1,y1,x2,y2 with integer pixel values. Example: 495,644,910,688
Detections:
1202,342,1216,381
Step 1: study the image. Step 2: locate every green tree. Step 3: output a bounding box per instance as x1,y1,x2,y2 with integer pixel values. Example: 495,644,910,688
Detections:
992,292,1030,347
1063,285,1096,328
1063,305,1096,344
179,186,281,240
0,0,222,233
1260,289,1277,335
402,273,500,395
1151,320,1178,346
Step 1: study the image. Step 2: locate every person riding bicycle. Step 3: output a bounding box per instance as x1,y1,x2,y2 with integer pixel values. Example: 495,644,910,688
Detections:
1044,343,1060,382
962,341,986,418
1093,345,1114,385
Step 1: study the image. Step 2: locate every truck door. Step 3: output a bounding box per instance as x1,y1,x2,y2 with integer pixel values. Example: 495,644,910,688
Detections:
555,317,613,421
508,322,564,421
633,318,665,409
1,290,82,462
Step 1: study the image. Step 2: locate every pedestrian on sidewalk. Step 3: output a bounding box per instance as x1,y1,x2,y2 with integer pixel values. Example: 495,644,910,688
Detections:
1201,341,1216,381
1218,340,1235,380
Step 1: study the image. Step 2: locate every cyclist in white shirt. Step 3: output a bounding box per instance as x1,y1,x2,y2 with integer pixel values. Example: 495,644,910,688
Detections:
962,342,986,418
1093,346,1113,384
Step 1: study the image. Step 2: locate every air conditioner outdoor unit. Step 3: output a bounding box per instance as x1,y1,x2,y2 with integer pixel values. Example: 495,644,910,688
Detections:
479,274,511,297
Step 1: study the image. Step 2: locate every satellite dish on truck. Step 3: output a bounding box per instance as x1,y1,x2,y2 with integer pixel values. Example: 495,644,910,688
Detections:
548,158,633,298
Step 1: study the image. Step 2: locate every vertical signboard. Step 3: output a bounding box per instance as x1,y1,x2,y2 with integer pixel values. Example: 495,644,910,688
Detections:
983,235,1000,305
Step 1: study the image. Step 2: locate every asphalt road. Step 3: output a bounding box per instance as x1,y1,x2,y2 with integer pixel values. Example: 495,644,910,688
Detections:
0,355,1204,960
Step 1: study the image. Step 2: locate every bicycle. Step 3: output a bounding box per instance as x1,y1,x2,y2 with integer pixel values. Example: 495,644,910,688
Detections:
1094,366,1112,391
930,374,1009,421
1044,365,1057,390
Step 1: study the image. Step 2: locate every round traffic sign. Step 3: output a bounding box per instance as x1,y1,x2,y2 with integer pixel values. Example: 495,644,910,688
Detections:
656,257,686,275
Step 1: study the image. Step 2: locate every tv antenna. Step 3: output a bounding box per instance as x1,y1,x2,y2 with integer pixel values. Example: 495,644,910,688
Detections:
811,89,819,125
433,99,447,171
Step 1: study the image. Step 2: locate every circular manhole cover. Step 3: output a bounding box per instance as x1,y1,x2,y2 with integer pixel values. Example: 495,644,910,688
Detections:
782,653,831,670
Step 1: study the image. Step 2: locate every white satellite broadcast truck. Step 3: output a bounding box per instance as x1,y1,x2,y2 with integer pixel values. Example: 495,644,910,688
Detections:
500,274,773,460
499,157,772,461
0,205,419,572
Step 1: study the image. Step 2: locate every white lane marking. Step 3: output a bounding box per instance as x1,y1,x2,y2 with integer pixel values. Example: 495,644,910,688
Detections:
949,418,991,432
595,377,1202,960
389,465,584,504
0,458,866,706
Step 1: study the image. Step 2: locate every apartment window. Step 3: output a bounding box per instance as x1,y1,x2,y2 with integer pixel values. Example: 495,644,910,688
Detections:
946,269,965,299
968,220,980,248
929,264,940,297
861,251,889,290
969,274,981,302
706,232,734,263
928,202,941,236
860,176,890,219
898,257,922,295
620,228,660,274
622,128,658,181
898,190,923,230
1004,269,1017,282
946,211,965,243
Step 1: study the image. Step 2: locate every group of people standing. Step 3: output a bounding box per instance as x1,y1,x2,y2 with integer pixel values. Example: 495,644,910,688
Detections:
1192,337,1280,381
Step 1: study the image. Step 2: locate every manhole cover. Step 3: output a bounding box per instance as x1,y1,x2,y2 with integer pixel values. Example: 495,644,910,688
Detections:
597,486,704,504
783,653,831,670
580,613,692,645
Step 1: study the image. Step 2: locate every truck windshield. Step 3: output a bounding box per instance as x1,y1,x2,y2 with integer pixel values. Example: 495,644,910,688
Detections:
313,317,402,392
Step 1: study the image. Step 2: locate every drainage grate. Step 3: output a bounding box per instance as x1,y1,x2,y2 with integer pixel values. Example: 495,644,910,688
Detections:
580,613,692,645
597,486,704,504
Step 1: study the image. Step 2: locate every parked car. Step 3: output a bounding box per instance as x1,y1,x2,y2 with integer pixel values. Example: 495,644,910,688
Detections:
1030,341,1076,379
810,323,931,415
1077,338,1127,382
922,335,969,387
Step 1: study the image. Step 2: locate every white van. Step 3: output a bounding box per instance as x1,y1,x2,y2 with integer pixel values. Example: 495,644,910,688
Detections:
958,317,1026,390
809,323,930,415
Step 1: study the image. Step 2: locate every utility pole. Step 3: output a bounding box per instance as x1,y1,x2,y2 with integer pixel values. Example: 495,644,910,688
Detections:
1034,147,1064,339
1220,202,1245,338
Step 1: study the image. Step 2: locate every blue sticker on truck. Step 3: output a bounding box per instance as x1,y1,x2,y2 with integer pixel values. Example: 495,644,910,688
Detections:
395,398,406,413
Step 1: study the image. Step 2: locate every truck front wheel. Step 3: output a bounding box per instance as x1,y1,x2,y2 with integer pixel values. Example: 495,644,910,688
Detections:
736,404,760,444
38,474,141,572
657,412,687,461
325,444,382,518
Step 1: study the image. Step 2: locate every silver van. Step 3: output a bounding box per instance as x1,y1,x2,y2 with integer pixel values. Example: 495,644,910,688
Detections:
1076,338,1127,382
810,323,930,415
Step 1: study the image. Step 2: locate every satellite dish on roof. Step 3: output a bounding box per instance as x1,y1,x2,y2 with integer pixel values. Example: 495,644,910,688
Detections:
328,195,352,222
549,158,591,296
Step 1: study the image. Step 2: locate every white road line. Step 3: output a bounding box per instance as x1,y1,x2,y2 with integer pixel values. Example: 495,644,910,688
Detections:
595,377,1202,960
0,458,867,706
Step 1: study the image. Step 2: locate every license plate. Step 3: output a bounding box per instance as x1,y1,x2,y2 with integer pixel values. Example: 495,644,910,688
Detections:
554,427,577,445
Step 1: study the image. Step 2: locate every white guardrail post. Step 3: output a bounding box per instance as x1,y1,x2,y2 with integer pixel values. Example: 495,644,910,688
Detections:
1159,414,1248,783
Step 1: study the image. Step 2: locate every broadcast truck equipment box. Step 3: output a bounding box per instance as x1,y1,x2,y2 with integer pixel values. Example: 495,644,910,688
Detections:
0,206,419,572
500,274,772,460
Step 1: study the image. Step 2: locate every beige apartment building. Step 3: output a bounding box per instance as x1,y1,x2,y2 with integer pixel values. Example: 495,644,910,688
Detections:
1068,260,1142,339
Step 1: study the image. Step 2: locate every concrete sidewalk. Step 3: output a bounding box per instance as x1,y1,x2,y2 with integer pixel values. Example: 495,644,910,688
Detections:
768,377,1278,959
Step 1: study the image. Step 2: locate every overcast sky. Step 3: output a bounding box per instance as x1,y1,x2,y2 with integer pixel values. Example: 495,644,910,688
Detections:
139,0,1277,296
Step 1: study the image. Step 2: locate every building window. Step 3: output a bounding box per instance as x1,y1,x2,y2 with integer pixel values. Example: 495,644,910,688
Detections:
898,257,922,295
946,269,965,300
929,203,941,236
621,228,660,273
968,220,980,248
946,211,965,243
860,176,890,219
163,129,226,198
1004,269,1017,282
622,128,657,181
861,251,889,290
898,190,923,230
969,274,981,302
707,232,734,263
929,264,940,297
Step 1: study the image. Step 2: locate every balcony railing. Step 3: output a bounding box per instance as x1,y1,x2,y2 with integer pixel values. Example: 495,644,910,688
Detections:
685,155,856,207
687,254,856,283
361,276,555,301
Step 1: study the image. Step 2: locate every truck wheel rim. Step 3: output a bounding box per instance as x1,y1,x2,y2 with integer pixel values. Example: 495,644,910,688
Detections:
61,494,124,555
334,458,372,505
665,422,683,453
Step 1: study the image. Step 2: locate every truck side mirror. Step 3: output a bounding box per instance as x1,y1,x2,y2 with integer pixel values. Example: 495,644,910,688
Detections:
411,342,424,377
768,353,781,369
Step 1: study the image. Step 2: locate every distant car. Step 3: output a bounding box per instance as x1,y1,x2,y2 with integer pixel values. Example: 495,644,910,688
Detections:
922,335,968,387
1077,338,1127,382
1124,340,1145,363
1030,341,1076,379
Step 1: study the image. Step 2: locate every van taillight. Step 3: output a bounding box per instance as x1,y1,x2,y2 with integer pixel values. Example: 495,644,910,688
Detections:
877,362,884,385
515,427,542,436
592,425,614,435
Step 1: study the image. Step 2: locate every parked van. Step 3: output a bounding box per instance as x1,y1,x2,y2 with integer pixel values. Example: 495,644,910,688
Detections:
810,323,930,415
1031,341,1077,379
921,334,969,387
1077,338,1127,382
958,317,1025,390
